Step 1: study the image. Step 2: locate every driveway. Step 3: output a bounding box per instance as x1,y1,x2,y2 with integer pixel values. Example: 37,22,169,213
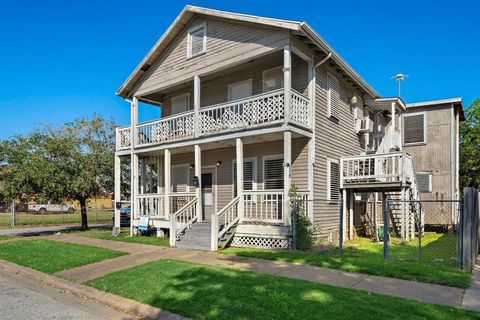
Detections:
0,268,133,320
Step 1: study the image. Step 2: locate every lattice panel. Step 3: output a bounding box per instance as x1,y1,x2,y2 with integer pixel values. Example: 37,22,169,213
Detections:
290,91,311,128
231,235,289,249
118,128,131,149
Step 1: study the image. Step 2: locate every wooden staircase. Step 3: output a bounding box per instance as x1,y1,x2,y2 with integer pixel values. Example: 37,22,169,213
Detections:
176,222,212,251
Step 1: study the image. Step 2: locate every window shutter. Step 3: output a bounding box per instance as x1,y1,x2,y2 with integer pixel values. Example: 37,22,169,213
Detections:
264,157,284,189
416,173,432,192
404,114,425,144
171,166,188,192
327,73,341,120
328,161,340,200
233,161,254,197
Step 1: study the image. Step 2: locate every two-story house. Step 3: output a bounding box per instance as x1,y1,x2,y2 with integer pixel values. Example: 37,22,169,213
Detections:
113,6,422,250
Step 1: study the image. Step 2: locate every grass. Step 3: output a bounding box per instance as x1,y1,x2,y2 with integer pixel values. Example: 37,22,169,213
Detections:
0,235,12,241
80,228,170,247
0,210,113,229
0,239,127,273
87,259,479,320
223,234,471,288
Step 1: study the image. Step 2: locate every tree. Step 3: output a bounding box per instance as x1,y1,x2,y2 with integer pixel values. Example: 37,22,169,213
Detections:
0,114,116,229
460,98,480,188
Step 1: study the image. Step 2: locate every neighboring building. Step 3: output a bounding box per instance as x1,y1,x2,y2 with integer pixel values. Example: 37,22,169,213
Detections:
112,6,458,250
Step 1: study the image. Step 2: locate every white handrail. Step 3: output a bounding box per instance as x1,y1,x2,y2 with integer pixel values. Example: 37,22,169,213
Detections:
170,197,198,246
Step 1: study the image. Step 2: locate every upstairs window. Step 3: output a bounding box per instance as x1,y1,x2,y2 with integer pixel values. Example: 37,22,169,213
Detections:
228,79,252,101
403,113,426,145
171,93,190,115
327,159,340,201
263,66,284,92
187,24,206,58
327,73,341,120
263,155,284,190
416,172,432,193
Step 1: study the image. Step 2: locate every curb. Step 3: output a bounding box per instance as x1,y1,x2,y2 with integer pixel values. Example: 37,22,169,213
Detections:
0,259,186,320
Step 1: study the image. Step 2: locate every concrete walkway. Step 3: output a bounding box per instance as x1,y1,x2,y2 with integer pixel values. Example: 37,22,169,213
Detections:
0,224,111,236
462,261,480,312
45,233,466,307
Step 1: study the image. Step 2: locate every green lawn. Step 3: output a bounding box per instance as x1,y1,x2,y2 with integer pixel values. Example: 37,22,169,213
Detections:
87,259,478,320
0,211,113,229
223,235,470,288
81,228,170,247
0,239,127,273
0,235,12,241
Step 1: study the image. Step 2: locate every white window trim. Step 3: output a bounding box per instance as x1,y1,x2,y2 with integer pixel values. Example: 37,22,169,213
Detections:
402,111,427,146
262,66,283,92
416,171,433,193
327,158,340,202
227,79,253,101
171,93,190,114
186,23,207,59
262,154,284,191
171,164,190,193
327,72,340,120
232,157,257,197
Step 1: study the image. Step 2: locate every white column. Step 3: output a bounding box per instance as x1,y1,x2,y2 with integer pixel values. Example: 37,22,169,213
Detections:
195,144,203,222
284,131,292,225
391,102,396,130
342,189,347,242
164,149,171,219
236,138,244,220
307,57,315,220
401,186,406,242
140,157,146,194
157,155,162,194
131,153,139,236
129,97,138,236
283,44,292,125
113,154,121,236
194,75,201,137
349,191,354,240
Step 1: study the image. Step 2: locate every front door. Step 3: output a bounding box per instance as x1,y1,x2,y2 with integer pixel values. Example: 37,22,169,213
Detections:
201,168,216,221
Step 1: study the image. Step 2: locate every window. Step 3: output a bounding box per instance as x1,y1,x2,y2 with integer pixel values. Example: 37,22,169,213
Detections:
327,159,340,201
187,24,206,58
403,113,426,145
416,172,432,193
263,66,284,92
232,158,257,197
263,155,284,190
171,93,190,115
327,72,340,120
228,79,252,101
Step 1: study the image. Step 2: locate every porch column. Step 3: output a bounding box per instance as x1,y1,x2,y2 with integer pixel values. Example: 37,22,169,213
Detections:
307,57,315,220
283,44,292,125
194,75,201,137
157,155,162,194
140,157,146,194
391,102,396,130
113,154,121,236
236,138,244,220
349,191,354,240
284,131,292,225
195,144,203,222
341,189,347,242
131,154,139,236
130,97,138,236
164,149,171,219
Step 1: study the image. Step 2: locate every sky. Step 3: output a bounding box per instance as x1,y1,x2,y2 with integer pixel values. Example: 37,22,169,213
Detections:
0,0,478,139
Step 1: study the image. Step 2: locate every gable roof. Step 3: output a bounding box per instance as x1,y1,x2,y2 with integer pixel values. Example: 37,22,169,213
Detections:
116,5,380,99
407,98,465,121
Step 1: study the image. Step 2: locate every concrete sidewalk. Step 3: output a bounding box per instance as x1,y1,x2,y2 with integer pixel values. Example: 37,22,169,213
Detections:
0,224,111,236
462,261,480,312
46,233,466,307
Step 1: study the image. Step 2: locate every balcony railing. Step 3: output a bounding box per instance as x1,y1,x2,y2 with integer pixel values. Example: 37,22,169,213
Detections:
115,89,311,151
340,152,412,188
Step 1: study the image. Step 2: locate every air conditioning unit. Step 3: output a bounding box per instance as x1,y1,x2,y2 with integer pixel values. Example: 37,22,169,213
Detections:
355,118,374,134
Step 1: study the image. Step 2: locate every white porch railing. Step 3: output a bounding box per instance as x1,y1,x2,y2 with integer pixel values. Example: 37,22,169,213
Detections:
137,194,166,218
242,190,285,223
136,111,195,147
211,195,240,250
199,89,285,135
290,89,311,128
116,126,131,150
170,197,198,246
115,89,311,151
340,152,406,187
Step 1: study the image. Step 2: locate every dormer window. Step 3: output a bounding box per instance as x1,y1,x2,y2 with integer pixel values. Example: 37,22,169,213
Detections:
187,24,206,58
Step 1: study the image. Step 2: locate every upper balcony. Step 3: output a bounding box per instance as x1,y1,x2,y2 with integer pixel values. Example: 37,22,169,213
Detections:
116,88,310,151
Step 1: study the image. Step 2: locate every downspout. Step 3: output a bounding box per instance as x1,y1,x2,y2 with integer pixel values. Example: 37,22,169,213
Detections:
450,104,455,222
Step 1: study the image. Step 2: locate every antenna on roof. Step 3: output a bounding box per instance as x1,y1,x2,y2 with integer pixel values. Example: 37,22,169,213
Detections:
390,73,409,97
